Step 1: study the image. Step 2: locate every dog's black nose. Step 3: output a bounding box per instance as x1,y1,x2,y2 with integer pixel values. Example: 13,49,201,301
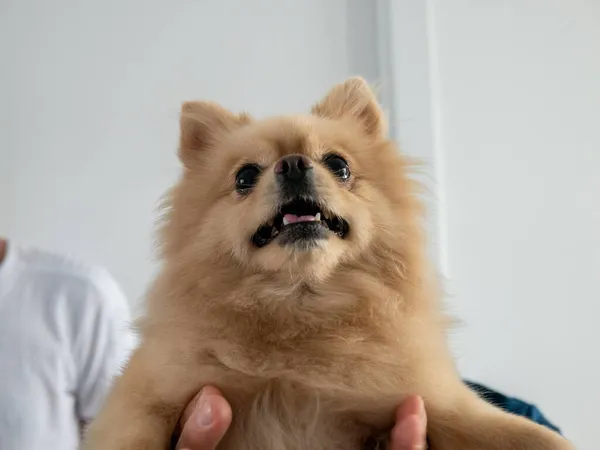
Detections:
274,154,313,182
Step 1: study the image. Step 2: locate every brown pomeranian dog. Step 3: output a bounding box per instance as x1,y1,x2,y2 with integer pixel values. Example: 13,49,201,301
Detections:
83,78,573,450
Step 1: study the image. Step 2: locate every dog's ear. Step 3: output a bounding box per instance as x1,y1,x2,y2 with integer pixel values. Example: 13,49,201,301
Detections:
179,101,250,166
311,77,385,137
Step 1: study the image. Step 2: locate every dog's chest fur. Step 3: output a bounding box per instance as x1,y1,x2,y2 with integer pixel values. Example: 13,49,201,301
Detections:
198,273,404,379
183,279,413,449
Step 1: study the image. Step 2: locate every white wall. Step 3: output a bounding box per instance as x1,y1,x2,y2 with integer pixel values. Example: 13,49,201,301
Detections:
430,1,600,448
0,0,379,307
383,0,443,268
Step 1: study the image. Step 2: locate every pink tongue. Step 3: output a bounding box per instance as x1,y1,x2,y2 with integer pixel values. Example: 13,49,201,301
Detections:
284,214,315,224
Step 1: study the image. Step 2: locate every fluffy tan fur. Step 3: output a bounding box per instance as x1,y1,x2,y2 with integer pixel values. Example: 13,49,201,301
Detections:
83,78,573,450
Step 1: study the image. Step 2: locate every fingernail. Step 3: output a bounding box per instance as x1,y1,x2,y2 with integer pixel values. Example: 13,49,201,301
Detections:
393,415,424,450
416,397,426,421
196,397,214,427
395,416,413,438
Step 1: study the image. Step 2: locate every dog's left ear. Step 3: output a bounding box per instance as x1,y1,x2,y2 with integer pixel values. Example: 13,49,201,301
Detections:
311,77,386,137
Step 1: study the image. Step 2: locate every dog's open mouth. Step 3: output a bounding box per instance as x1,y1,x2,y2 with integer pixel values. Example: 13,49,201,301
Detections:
252,198,349,248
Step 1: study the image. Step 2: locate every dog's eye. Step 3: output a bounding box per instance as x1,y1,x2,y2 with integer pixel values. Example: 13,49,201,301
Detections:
235,164,261,194
323,154,350,181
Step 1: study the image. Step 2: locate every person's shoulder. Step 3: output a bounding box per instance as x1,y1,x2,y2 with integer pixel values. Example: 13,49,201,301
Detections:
15,245,129,316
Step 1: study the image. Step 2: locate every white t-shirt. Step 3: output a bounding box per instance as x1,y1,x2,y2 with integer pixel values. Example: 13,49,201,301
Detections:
0,244,134,450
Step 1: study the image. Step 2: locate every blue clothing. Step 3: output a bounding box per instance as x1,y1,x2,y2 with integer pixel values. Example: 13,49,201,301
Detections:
465,380,561,434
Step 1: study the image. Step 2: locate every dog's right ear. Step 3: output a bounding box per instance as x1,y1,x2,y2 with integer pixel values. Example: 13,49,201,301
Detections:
179,101,250,166
311,77,385,138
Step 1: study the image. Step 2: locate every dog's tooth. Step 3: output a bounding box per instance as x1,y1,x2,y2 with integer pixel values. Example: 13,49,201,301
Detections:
315,212,321,222
283,216,290,226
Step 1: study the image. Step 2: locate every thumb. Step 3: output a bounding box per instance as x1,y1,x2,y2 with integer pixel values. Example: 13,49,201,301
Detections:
176,387,232,450
390,395,427,450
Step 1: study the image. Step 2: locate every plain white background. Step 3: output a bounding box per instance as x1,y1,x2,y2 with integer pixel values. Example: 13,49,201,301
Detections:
430,2,599,448
1,1,598,448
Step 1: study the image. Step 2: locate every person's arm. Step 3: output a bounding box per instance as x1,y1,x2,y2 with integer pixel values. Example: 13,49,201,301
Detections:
465,380,561,434
72,270,135,431
174,388,427,450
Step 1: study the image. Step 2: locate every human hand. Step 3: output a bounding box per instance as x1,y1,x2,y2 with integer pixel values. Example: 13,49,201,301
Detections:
390,394,428,450
175,388,427,450
174,386,232,450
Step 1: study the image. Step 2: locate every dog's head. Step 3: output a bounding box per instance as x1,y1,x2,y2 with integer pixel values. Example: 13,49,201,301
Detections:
163,78,420,282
